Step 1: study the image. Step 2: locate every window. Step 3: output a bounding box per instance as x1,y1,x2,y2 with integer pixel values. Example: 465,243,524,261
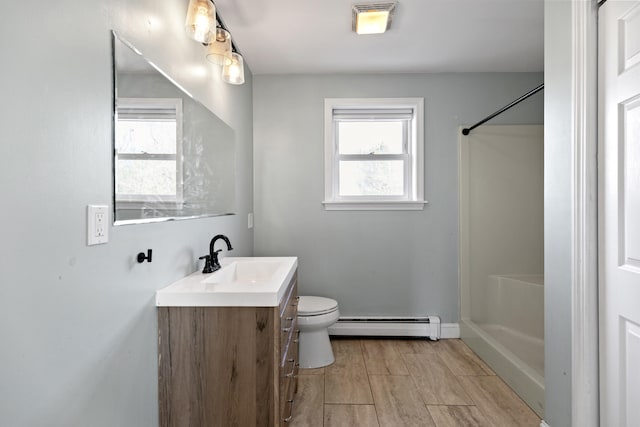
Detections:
323,98,425,210
115,98,183,207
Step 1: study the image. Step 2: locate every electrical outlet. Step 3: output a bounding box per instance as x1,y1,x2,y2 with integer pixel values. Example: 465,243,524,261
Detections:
248,212,254,229
87,205,109,245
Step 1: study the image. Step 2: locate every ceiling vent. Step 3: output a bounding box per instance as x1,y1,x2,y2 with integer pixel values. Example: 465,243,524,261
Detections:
352,2,397,35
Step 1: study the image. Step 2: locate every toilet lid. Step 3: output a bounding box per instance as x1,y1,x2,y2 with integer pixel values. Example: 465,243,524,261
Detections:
298,296,338,316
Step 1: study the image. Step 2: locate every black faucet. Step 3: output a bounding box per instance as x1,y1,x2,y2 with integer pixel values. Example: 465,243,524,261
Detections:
199,234,233,273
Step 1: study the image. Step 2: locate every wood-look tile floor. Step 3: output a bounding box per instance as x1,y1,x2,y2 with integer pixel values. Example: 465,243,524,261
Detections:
289,338,541,427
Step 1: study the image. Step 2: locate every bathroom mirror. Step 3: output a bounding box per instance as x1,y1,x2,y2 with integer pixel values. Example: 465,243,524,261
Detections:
112,31,235,225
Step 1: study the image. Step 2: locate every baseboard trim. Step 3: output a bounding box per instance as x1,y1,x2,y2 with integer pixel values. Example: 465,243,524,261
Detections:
540,421,551,427
441,322,460,339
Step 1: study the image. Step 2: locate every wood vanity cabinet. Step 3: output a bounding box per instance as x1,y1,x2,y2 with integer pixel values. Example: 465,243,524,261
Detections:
157,272,299,427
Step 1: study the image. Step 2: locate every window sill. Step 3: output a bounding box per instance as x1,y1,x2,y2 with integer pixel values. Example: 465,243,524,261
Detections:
116,201,184,210
322,200,427,211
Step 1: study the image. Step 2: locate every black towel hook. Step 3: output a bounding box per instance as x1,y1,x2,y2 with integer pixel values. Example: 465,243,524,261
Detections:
137,249,153,263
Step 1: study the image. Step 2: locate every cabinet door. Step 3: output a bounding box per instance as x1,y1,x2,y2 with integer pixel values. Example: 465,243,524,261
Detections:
158,306,278,427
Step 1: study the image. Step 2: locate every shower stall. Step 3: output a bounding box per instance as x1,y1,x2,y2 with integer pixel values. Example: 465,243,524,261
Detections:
459,124,544,418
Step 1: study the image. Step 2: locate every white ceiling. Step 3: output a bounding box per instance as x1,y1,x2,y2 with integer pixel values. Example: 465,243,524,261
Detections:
214,0,544,75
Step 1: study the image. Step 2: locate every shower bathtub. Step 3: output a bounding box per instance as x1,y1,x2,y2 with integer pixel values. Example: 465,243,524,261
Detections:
461,274,544,417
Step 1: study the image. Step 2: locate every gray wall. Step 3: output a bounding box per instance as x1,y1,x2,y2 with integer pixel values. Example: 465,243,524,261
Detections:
253,73,543,322
0,1,253,426
543,0,576,425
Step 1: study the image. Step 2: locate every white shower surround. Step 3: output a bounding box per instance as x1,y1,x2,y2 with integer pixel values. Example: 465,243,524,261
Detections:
459,125,545,418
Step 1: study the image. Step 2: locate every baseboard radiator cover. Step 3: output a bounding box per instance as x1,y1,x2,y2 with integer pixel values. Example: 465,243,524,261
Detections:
328,316,441,340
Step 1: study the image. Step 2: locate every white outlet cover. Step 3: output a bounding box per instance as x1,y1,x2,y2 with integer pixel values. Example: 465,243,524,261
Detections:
87,205,109,245
248,212,254,229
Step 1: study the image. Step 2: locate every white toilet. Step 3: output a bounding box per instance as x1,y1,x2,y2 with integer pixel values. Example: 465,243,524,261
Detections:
297,296,340,368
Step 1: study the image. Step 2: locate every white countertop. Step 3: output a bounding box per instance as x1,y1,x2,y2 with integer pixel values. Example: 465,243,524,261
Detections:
155,257,298,307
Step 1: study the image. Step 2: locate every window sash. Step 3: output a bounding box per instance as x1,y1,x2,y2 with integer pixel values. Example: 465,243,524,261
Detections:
336,118,410,155
332,115,412,201
334,155,410,200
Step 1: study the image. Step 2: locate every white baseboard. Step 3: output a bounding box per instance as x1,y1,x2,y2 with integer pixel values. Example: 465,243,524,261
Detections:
540,421,550,427
441,322,460,339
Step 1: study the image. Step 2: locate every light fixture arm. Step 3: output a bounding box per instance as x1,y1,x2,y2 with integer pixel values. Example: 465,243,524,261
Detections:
212,4,241,56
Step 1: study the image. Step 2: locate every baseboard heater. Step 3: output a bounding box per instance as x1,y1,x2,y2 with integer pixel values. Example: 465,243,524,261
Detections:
328,316,441,340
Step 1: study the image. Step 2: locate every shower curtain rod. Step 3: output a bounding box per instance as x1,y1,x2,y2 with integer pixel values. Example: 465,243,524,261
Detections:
461,83,544,135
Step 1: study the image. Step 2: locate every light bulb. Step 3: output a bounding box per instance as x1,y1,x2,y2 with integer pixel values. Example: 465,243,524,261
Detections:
193,7,211,42
228,64,240,79
222,52,245,85
185,0,215,43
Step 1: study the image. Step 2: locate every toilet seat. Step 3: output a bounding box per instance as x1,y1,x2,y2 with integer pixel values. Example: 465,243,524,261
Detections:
298,296,338,316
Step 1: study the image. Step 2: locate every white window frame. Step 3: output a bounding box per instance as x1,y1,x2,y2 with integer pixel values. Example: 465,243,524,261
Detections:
323,97,426,210
115,97,184,209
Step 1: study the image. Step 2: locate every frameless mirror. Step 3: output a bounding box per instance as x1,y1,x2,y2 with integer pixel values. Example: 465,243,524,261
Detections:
112,31,235,225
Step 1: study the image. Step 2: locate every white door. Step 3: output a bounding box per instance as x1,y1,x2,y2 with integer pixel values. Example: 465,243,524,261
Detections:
599,1,640,426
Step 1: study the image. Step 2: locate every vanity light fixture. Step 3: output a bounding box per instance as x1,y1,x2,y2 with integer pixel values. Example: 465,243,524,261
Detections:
352,2,397,35
205,27,233,66
185,0,216,43
184,0,245,85
222,51,245,85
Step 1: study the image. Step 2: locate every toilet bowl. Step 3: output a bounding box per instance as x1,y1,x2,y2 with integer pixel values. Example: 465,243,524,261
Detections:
297,296,340,368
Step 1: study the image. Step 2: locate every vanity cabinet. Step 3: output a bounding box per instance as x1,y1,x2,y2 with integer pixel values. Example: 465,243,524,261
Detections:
157,272,299,427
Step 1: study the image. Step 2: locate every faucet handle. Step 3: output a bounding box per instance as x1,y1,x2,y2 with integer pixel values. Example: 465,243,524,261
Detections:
210,249,223,270
199,255,213,274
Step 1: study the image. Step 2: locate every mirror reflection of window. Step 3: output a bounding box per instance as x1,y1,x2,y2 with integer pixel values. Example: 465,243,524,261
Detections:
115,98,184,207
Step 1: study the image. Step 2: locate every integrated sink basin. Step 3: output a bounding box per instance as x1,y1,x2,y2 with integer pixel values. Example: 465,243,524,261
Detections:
203,260,283,285
156,257,297,307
